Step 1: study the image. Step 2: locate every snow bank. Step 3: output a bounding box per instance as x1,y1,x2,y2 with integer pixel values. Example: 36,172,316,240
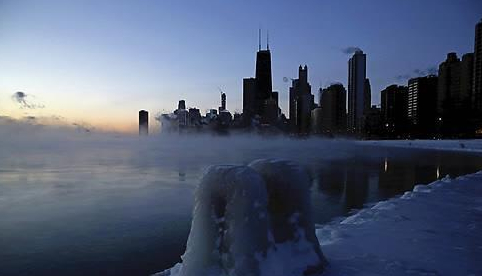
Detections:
155,160,326,276
318,172,482,276
360,139,482,153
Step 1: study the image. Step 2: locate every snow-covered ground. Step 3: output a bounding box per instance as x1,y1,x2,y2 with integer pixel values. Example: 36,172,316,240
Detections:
318,172,482,276
360,139,482,153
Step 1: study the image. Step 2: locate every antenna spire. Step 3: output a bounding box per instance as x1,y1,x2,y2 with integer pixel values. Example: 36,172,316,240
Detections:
267,30,269,50
258,29,261,51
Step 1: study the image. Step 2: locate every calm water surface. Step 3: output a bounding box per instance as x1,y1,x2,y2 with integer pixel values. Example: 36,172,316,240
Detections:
1,137,481,276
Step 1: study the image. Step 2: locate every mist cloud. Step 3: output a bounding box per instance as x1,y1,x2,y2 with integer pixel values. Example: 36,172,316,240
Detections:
11,91,45,109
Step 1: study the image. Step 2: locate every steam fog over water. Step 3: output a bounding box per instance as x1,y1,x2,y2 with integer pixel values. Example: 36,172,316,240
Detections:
1,127,482,276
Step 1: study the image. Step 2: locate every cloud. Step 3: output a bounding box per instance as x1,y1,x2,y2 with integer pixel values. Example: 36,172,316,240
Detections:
11,91,45,109
341,46,362,54
426,66,438,75
395,66,438,82
413,69,425,76
395,74,412,81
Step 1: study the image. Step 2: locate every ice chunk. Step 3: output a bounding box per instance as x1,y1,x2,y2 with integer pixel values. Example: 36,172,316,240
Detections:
159,160,327,276
178,165,269,276
413,184,432,193
248,159,327,273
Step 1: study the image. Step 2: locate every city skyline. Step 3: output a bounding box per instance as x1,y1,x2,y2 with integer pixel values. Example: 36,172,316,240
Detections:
0,0,481,133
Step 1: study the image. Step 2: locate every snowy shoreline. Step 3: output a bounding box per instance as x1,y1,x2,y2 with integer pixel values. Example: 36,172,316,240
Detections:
157,167,482,276
358,139,482,154
317,171,482,276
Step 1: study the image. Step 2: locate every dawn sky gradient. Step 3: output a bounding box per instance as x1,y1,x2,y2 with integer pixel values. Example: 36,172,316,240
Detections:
0,0,481,133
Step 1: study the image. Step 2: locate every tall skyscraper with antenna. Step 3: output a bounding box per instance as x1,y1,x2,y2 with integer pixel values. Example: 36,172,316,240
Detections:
255,30,273,113
243,30,279,125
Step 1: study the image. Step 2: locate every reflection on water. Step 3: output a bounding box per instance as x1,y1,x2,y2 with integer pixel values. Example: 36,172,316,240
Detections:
309,148,482,224
0,141,481,276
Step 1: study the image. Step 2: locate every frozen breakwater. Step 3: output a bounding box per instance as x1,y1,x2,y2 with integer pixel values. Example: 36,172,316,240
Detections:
155,159,327,276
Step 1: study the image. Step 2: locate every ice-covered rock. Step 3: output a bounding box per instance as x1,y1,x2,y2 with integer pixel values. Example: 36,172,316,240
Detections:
157,160,326,276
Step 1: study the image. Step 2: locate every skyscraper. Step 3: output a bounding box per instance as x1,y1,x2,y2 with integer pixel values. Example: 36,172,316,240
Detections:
461,53,474,103
188,108,202,127
437,52,474,136
437,53,461,114
242,77,256,124
176,100,188,128
139,110,148,135
319,83,347,134
242,30,279,125
289,65,313,134
178,100,186,110
381,85,408,137
473,19,482,133
407,75,438,137
364,105,382,138
255,49,273,111
219,92,226,113
348,50,367,134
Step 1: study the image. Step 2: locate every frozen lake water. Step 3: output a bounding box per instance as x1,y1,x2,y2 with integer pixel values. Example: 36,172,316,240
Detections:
1,134,481,276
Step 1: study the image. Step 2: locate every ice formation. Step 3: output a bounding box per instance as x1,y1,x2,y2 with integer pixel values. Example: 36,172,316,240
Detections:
156,159,327,276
